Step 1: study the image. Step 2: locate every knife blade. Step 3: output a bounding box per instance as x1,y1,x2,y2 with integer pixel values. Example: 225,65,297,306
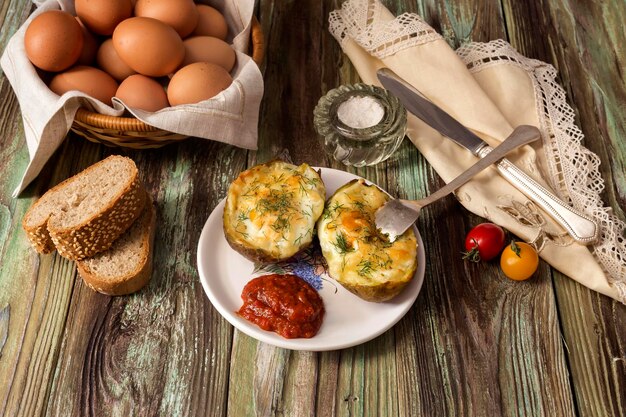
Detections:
377,68,598,244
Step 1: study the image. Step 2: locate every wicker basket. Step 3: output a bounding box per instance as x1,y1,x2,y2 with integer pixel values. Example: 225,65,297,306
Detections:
71,17,265,150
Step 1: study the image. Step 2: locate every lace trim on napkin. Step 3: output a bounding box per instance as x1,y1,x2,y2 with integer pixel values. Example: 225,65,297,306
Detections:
329,0,442,58
457,40,626,301
329,2,626,300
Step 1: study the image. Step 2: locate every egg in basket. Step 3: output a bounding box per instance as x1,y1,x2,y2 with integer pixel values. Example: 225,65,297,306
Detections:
9,0,264,150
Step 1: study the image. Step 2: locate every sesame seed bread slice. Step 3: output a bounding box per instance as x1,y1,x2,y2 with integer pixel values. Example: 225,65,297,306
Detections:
76,199,156,296
22,155,146,260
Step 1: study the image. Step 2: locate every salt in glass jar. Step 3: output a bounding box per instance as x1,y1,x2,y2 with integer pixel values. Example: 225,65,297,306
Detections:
313,83,407,167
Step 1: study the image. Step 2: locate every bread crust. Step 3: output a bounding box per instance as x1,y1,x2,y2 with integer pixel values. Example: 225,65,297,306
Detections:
23,221,56,254
22,155,147,260
76,201,156,296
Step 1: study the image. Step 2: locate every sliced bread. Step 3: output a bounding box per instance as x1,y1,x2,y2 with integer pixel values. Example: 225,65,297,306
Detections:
76,199,156,296
22,155,146,260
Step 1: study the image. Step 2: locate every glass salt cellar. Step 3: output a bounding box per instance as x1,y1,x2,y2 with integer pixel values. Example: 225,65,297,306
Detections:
313,83,407,167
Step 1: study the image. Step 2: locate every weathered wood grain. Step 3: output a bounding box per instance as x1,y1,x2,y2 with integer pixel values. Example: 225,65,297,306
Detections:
226,0,576,416
0,4,87,416
553,274,626,417
0,1,41,412
227,1,406,416
502,0,626,415
391,149,576,417
250,0,338,167
282,350,317,416
0,138,104,417
388,1,574,416
0,0,624,416
228,1,346,417
40,139,247,417
223,2,616,415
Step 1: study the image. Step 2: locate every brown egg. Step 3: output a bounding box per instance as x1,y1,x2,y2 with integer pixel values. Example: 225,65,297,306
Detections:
167,62,232,106
24,10,83,72
97,39,136,81
193,5,227,40
134,0,199,38
181,36,235,71
49,66,118,106
76,0,133,35
113,17,185,77
115,74,169,112
75,17,99,66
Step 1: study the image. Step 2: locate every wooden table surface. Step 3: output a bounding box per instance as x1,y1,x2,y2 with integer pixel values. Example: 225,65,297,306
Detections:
1,1,625,416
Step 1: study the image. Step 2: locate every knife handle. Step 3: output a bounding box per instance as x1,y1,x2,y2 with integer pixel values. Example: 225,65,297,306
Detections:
477,146,598,244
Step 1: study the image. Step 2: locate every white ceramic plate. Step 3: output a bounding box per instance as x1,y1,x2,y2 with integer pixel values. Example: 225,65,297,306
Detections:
197,168,426,351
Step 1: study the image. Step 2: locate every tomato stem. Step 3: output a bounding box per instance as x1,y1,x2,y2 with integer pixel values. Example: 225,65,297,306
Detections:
510,240,521,257
462,238,481,263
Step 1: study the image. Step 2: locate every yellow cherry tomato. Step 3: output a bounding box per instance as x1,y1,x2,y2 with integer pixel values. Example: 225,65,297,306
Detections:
500,241,539,281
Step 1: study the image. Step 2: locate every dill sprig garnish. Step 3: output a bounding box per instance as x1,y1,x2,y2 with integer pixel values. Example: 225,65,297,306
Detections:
256,189,293,215
236,211,249,222
331,201,345,213
371,251,393,269
272,173,286,183
322,201,346,222
357,259,375,277
294,228,312,246
242,178,261,198
271,215,291,234
352,200,367,214
332,232,353,255
284,167,320,196
301,203,314,218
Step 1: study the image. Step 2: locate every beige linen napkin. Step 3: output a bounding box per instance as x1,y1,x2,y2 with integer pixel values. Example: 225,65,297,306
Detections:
330,0,626,303
1,0,263,197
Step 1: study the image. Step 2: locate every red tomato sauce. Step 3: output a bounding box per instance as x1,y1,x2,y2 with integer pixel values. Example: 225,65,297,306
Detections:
237,274,324,339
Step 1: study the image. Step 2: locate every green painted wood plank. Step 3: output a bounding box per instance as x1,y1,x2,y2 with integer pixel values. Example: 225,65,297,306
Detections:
315,351,340,417
386,0,575,416
502,0,626,415
40,139,246,417
336,345,365,416
0,4,98,414
0,0,623,416
553,274,626,417
0,138,105,417
0,2,41,411
282,351,318,416
226,333,259,417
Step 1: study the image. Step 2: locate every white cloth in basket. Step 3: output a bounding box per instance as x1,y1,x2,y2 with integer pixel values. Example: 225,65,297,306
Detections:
1,0,263,197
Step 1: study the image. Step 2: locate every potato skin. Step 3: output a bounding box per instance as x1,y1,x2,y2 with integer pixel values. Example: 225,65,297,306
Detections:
223,160,325,264
338,272,415,302
223,226,298,264
318,179,418,302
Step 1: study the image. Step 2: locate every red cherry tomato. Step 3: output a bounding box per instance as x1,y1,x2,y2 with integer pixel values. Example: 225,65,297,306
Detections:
463,223,506,262
500,241,539,281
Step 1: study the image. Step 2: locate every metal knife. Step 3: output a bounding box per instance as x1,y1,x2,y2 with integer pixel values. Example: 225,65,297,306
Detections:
377,68,598,244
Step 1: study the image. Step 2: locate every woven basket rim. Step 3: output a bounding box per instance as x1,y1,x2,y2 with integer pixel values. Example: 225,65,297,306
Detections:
74,16,264,132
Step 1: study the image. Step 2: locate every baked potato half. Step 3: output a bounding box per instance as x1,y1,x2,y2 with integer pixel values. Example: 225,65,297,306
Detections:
317,179,418,302
223,160,326,263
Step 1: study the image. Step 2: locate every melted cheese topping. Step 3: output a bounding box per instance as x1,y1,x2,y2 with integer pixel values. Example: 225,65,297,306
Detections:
318,179,417,288
224,161,325,260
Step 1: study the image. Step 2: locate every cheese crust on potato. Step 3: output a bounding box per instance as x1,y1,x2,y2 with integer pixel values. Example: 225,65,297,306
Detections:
317,179,418,302
224,160,326,263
